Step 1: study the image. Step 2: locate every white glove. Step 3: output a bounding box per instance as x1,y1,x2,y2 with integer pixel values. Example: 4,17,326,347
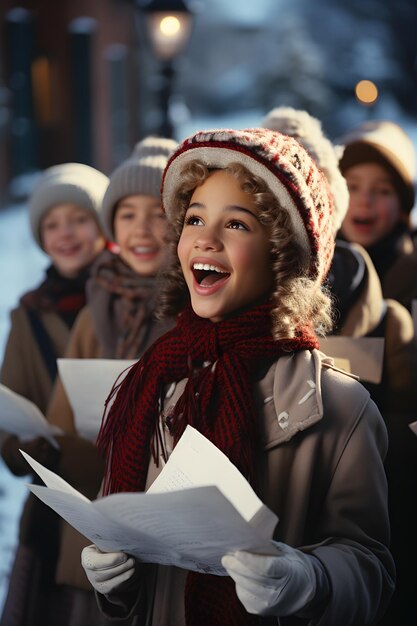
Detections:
221,542,319,617
81,544,136,596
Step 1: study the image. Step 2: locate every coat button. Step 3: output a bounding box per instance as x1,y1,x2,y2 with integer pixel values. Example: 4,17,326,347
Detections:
278,411,289,429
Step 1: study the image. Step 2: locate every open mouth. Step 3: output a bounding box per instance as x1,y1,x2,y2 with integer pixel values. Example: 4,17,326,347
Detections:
133,246,156,254
353,217,376,226
57,244,81,255
192,262,230,287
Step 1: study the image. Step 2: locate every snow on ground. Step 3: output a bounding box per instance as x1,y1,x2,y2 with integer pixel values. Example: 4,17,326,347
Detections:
0,201,48,612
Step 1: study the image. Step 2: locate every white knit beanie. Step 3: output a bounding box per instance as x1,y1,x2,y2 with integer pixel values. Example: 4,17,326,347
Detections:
339,120,416,214
162,128,335,285
29,162,109,250
101,136,178,241
262,106,349,236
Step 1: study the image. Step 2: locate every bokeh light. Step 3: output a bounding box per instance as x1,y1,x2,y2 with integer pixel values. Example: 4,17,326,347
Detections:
355,80,378,105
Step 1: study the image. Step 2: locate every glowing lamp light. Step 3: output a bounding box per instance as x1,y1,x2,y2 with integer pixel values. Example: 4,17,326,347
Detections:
137,0,193,61
355,80,378,105
146,12,191,59
136,0,194,136
160,15,181,36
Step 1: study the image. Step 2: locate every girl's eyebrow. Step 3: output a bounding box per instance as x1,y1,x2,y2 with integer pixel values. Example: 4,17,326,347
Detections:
347,173,393,184
117,202,136,209
187,202,259,219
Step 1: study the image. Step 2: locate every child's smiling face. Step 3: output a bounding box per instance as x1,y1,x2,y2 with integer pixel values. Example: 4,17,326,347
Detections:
114,195,168,276
177,169,274,322
41,203,105,278
340,162,401,248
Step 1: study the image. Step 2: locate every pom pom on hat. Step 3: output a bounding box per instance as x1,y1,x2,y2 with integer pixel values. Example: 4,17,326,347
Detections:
262,106,349,236
161,127,335,284
29,163,109,250
101,136,178,241
339,120,416,214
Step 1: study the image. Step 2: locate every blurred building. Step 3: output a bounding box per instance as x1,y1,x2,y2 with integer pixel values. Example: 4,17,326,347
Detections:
0,0,140,203
1,0,416,206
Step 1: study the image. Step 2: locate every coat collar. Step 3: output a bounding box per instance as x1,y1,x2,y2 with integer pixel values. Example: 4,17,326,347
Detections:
260,349,355,448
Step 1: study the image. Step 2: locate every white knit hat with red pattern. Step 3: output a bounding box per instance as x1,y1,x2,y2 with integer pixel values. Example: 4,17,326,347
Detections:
161,128,335,284
262,106,349,236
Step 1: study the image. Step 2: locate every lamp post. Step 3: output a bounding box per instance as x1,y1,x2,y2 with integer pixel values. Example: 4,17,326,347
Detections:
136,0,194,138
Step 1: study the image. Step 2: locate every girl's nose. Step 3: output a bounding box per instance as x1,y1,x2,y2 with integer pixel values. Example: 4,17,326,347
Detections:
194,228,222,251
133,215,151,233
358,190,373,207
59,222,75,237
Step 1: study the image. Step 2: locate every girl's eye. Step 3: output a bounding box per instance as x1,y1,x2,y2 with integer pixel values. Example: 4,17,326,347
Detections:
75,215,89,224
118,211,134,220
376,187,394,196
184,214,203,226
227,220,248,231
152,211,167,221
43,222,57,231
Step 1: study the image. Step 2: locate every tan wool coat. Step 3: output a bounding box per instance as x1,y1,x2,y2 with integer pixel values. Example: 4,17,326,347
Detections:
46,304,173,591
98,349,395,626
1,306,70,414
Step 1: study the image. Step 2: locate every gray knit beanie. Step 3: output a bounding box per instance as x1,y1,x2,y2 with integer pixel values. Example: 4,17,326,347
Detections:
101,136,178,241
29,162,109,249
262,106,349,236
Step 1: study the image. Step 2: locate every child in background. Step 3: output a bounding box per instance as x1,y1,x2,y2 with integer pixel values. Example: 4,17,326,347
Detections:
262,107,417,411
8,136,177,626
82,128,394,626
1,163,108,417
263,107,417,625
0,163,108,625
338,119,417,312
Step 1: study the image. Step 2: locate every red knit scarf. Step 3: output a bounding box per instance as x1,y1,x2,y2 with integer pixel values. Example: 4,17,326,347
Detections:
97,300,319,626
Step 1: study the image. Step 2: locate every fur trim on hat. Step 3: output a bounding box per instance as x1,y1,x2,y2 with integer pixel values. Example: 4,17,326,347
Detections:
262,107,349,236
101,136,178,241
161,128,335,284
339,120,416,214
29,163,109,250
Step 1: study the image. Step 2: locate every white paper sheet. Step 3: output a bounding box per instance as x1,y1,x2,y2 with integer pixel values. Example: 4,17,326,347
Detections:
23,426,279,575
0,383,61,447
148,426,278,538
57,359,137,441
409,421,417,437
319,336,385,383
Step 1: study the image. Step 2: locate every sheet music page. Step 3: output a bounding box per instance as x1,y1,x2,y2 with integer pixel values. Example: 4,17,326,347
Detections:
0,383,61,447
148,426,278,536
24,426,279,575
29,483,276,575
57,358,137,441
409,421,417,437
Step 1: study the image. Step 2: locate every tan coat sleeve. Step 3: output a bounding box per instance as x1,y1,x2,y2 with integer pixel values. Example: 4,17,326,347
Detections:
47,306,102,433
383,298,417,412
46,307,106,590
1,307,69,414
46,305,104,493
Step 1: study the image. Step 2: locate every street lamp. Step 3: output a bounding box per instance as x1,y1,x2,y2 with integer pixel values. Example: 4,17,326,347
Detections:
136,0,194,137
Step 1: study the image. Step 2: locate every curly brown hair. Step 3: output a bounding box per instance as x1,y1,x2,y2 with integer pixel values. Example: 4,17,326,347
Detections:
157,160,333,339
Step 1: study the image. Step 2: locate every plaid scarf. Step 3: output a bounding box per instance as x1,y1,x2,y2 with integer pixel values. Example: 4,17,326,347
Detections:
20,264,89,328
97,300,319,625
87,250,163,359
